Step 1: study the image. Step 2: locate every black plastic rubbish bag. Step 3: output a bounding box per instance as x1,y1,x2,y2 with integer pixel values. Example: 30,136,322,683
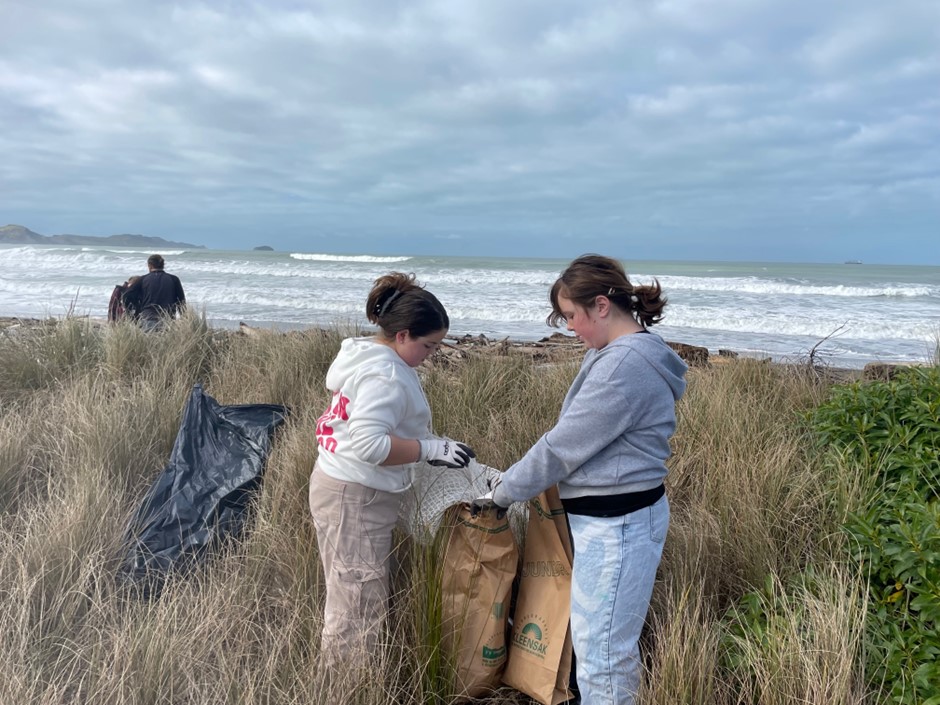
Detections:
120,383,288,591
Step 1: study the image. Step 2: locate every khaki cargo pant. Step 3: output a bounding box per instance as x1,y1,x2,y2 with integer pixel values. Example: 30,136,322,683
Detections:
308,464,402,670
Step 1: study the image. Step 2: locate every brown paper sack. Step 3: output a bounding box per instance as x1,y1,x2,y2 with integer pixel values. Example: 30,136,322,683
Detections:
441,502,518,700
502,486,574,705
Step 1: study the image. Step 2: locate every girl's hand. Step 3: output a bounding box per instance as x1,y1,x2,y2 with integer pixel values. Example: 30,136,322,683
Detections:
420,439,475,468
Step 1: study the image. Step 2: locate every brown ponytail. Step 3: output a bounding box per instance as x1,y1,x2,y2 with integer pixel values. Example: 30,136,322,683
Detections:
366,272,449,339
547,254,667,329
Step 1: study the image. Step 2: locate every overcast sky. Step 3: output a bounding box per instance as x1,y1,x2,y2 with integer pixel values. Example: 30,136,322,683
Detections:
2,0,938,264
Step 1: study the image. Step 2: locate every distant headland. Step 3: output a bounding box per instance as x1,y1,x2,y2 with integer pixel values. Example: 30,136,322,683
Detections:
0,224,205,250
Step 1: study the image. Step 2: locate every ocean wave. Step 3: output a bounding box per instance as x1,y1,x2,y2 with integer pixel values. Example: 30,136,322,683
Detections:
0,247,176,270
419,269,556,287
663,305,938,342
195,288,362,312
176,260,400,279
0,245,81,254
151,259,554,287
290,253,412,263
651,274,933,298
81,248,186,255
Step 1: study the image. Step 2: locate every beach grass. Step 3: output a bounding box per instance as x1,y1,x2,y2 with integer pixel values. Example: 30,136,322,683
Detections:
0,313,883,703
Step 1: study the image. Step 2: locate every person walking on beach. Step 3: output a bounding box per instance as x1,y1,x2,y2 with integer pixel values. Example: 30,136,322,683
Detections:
309,272,475,678
121,254,186,332
479,254,687,705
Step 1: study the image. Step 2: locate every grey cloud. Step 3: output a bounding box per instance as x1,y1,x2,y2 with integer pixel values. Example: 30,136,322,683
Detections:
1,0,938,262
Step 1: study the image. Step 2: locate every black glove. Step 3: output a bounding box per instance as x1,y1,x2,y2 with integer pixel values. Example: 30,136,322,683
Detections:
419,438,475,468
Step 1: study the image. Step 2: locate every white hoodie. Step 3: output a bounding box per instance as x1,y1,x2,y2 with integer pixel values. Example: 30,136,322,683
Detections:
315,336,433,492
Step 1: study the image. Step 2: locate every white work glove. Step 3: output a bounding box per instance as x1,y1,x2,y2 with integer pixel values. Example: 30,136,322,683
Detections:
471,477,510,512
419,438,475,468
470,490,499,512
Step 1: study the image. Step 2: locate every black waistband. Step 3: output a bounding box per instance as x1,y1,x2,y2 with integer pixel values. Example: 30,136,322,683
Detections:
561,484,665,517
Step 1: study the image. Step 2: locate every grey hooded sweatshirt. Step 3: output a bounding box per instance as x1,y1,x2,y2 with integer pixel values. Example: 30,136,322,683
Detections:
493,331,687,506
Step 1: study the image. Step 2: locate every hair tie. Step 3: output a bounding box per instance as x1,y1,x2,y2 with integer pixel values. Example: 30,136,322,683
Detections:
376,289,402,317
607,287,616,296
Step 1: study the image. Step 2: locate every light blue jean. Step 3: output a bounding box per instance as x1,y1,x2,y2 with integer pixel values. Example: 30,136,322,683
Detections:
568,495,669,705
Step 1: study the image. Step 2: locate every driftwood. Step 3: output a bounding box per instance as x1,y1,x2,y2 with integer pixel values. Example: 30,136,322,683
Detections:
239,321,267,337
863,362,905,382
425,332,585,367
439,332,717,368
666,341,709,366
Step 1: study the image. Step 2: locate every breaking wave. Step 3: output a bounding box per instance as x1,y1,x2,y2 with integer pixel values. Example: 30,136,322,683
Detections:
290,253,412,263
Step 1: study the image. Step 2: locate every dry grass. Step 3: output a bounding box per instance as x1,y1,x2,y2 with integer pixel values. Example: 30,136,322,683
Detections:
0,318,870,703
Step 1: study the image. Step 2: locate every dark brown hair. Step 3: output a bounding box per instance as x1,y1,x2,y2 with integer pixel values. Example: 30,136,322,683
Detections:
366,272,449,339
547,254,667,329
147,254,165,270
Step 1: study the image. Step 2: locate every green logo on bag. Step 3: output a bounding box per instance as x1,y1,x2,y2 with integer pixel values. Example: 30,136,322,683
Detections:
521,622,542,640
513,615,549,659
482,644,506,666
481,634,507,667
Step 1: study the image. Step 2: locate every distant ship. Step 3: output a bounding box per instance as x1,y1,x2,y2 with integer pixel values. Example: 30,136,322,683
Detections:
844,260,863,264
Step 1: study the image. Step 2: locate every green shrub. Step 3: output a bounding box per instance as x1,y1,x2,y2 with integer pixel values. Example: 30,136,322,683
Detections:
809,367,940,705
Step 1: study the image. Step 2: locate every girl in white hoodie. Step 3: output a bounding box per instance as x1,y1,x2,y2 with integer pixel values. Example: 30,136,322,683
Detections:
309,272,474,673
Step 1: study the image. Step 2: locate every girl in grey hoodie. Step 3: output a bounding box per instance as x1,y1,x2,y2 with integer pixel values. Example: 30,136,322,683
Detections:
490,255,688,705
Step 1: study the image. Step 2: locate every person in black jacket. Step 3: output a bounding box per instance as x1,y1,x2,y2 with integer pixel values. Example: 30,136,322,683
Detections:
122,254,186,331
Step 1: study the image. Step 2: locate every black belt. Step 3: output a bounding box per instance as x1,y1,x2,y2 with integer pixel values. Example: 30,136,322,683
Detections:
561,484,665,517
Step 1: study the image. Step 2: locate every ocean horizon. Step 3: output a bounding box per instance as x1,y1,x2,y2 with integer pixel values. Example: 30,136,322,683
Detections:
1,244,938,369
